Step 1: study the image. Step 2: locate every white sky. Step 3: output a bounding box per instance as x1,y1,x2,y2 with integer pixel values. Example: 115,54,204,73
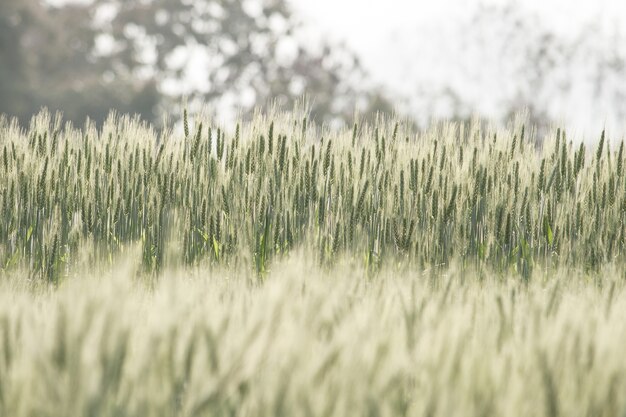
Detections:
290,0,626,137
292,0,626,74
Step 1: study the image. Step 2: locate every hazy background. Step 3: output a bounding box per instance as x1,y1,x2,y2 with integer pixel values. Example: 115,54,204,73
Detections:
2,0,625,137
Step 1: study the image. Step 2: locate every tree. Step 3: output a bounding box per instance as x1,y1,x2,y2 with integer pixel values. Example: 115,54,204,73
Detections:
0,0,392,126
0,0,159,125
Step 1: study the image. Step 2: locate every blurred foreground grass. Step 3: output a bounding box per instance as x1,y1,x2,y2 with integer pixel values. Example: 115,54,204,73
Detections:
1,254,626,417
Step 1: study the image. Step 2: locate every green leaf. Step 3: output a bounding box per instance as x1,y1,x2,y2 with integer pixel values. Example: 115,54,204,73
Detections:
478,243,486,260
522,239,531,260
212,237,220,261
544,217,553,245
5,251,20,269
197,228,209,243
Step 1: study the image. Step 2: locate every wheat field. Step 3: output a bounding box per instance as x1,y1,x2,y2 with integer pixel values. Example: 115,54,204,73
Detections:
1,257,626,417
1,109,626,416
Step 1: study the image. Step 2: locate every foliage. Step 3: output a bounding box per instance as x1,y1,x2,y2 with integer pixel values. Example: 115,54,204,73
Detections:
0,0,159,125
0,0,391,126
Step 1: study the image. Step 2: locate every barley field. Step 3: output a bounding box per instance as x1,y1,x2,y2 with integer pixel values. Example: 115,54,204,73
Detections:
1,109,626,416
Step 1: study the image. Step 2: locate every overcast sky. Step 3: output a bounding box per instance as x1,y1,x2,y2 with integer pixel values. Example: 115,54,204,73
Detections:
291,0,626,137
292,0,626,82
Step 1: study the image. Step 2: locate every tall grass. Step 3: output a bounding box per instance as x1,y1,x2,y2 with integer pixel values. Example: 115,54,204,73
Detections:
1,110,624,281
2,109,626,417
0,257,625,417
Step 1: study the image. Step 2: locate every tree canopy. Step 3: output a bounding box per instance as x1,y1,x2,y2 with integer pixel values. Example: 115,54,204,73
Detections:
0,0,391,126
